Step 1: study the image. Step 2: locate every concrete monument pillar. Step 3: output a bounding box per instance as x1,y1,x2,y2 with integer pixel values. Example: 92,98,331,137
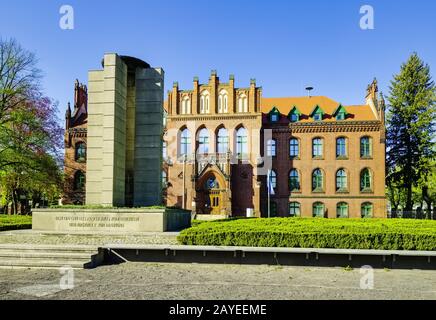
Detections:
86,53,164,207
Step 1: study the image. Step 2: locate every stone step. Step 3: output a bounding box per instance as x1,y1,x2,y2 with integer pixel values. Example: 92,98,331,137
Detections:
0,259,90,269
0,251,96,259
0,244,97,253
0,244,102,269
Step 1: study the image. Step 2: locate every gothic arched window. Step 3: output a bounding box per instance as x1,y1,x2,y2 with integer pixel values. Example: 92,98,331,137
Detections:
312,169,324,192
75,142,86,162
179,128,191,157
218,90,228,113
74,171,86,191
336,169,348,191
197,128,209,155
217,128,229,154
238,94,248,113
200,91,210,114
236,127,248,159
289,169,300,192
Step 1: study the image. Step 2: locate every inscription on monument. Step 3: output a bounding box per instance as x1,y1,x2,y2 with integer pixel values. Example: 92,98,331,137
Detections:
33,209,191,233
55,216,140,228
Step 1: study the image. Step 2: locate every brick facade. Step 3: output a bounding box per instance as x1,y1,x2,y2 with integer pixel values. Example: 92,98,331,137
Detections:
164,72,262,216
164,74,387,218
62,80,88,205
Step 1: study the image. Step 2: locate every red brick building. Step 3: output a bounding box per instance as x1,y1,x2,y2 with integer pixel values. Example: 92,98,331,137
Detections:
164,73,386,218
260,80,386,218
62,80,88,205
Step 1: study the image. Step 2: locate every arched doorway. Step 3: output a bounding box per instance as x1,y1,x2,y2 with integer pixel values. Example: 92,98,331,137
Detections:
196,171,227,215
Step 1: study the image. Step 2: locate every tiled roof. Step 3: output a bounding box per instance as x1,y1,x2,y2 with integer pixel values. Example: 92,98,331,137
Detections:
261,96,377,122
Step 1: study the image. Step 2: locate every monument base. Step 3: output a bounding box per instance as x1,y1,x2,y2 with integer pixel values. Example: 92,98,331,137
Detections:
32,208,191,233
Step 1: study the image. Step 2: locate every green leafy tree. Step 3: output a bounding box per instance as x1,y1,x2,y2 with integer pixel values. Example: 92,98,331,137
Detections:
0,38,63,214
386,53,436,212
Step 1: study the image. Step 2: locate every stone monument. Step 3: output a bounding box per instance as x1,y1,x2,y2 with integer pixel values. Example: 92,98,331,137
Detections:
32,54,191,233
86,53,164,207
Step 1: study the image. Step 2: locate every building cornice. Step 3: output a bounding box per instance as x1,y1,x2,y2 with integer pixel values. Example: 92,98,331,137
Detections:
68,128,87,137
287,195,386,199
262,121,382,133
168,113,262,122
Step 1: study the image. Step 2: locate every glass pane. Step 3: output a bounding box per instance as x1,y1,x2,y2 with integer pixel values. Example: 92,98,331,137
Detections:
313,139,323,157
289,203,300,217
290,139,299,157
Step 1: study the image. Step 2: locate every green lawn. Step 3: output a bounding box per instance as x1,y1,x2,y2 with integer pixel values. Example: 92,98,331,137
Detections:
0,214,32,231
178,218,436,251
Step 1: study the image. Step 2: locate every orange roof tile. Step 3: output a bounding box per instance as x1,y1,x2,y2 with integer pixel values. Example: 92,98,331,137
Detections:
261,96,377,122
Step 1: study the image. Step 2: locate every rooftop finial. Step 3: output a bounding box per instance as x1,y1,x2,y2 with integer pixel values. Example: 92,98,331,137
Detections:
366,78,378,100
305,86,314,98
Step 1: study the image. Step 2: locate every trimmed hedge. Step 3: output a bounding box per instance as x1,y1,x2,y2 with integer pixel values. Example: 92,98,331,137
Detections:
0,214,32,231
177,218,436,251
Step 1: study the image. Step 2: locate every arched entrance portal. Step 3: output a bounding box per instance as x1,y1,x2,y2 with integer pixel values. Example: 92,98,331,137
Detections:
196,170,228,215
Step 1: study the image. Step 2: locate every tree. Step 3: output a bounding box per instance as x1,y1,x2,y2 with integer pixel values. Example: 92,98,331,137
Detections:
420,159,436,218
386,53,436,212
0,38,63,214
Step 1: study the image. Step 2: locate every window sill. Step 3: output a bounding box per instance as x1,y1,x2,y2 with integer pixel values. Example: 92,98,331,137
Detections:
336,156,348,160
312,189,325,194
312,156,324,160
336,190,349,194
360,156,373,160
360,189,374,194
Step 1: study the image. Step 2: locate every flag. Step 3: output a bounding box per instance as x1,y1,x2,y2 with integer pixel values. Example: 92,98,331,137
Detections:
267,170,275,196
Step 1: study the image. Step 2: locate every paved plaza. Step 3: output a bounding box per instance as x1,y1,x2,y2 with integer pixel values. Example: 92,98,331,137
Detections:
0,262,435,300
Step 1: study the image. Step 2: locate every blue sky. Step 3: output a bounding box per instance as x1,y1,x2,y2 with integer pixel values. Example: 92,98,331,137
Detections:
1,0,435,120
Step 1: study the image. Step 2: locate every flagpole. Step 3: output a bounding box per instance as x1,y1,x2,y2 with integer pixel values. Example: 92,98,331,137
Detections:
268,186,270,218
267,170,271,218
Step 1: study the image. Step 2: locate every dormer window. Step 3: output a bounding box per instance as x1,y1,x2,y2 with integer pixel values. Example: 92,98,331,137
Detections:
333,105,348,121
313,113,322,121
269,107,280,123
288,106,301,123
310,105,324,121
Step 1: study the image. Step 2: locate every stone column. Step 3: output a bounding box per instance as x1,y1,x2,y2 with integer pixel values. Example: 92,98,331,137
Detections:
133,68,165,207
86,53,127,207
229,75,235,114
192,77,199,115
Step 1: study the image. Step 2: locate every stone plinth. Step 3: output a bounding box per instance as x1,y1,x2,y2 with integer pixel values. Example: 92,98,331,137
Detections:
32,208,191,233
